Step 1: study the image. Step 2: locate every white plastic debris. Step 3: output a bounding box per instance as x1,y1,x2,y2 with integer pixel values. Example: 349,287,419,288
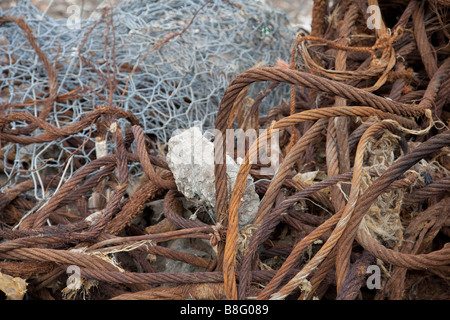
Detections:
166,126,259,227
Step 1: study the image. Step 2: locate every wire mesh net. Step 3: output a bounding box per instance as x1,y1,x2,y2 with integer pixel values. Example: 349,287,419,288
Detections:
0,0,293,191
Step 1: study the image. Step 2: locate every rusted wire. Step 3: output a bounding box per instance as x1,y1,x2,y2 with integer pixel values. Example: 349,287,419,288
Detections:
402,176,450,205
335,129,450,292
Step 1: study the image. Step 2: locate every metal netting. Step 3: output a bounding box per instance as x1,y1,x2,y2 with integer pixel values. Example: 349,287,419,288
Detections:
0,0,294,190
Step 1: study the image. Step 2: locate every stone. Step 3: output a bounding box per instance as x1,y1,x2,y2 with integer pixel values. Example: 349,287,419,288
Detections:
166,126,259,227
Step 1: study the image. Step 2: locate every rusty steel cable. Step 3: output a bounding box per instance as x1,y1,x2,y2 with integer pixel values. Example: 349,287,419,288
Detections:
219,106,421,299
402,176,450,205
379,199,449,299
131,125,177,190
267,120,407,300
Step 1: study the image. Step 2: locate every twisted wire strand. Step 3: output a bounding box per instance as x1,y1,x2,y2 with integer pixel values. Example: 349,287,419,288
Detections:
0,248,120,271
131,125,177,190
381,199,449,299
0,107,140,144
402,176,450,205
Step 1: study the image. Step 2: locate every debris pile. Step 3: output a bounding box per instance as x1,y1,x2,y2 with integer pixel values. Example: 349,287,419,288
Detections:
0,0,449,300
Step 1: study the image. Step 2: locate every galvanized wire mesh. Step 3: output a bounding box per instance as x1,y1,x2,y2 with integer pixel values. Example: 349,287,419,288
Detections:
0,0,293,190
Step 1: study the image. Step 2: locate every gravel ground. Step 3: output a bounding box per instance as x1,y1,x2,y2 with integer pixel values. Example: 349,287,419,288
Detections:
1,0,107,19
269,0,313,30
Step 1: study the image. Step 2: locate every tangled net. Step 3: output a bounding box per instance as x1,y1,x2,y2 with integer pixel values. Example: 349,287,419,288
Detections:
0,0,449,300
